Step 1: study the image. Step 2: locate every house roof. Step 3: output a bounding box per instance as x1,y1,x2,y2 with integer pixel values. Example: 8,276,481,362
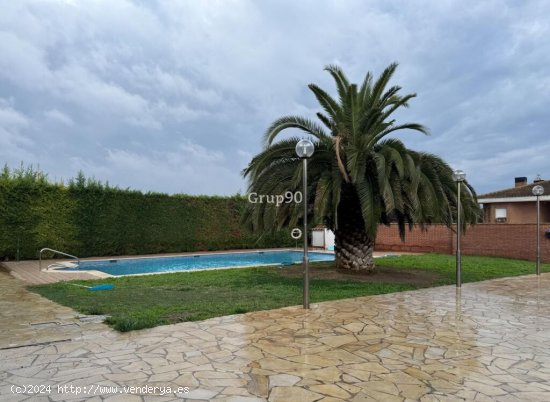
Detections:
478,180,550,202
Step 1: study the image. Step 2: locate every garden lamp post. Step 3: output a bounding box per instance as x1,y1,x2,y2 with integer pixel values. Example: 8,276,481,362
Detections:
453,170,466,288
533,185,544,275
296,139,314,309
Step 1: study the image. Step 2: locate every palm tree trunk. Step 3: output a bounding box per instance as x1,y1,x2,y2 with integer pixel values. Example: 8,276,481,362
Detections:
335,227,375,272
335,186,376,273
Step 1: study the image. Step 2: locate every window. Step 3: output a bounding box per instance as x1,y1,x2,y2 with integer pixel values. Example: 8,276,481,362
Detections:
495,208,507,223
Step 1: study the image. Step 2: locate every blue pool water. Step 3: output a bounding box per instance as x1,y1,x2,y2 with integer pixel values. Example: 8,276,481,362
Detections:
63,250,335,276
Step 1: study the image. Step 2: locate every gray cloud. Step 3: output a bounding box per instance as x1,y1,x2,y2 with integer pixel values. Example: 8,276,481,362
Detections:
44,109,74,126
0,99,35,164
0,0,549,195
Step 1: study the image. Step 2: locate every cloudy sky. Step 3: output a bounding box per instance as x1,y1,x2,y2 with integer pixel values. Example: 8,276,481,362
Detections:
1,0,549,195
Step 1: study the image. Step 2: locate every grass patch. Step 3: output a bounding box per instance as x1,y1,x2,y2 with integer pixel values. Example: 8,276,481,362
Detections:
29,254,550,332
376,253,550,284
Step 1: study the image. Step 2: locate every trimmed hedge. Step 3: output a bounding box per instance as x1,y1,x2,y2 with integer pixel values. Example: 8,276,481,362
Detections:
0,167,292,260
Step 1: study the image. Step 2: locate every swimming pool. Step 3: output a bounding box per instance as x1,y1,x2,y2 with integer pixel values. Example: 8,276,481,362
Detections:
62,250,335,276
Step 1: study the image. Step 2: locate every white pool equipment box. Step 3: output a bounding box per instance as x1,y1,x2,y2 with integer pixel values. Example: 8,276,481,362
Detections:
312,225,335,250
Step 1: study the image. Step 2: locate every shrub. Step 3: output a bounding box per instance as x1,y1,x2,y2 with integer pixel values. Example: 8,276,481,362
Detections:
0,165,292,260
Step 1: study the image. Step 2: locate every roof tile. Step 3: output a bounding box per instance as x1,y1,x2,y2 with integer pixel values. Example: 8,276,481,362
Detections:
478,180,550,199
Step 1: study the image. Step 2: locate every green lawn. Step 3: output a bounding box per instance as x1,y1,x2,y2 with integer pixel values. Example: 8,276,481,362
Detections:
376,253,549,283
29,253,550,332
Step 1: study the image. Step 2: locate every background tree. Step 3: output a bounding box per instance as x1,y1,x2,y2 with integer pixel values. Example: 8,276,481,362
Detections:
243,63,481,272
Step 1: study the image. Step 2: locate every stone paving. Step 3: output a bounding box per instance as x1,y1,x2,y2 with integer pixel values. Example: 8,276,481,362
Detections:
3,260,105,285
0,270,109,350
2,270,550,401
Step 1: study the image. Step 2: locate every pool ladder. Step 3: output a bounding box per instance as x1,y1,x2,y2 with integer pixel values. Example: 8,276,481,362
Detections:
39,248,81,271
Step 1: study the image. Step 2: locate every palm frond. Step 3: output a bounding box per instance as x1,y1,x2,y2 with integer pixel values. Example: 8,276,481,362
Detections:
263,116,330,146
316,112,334,132
308,84,342,122
324,64,350,105
370,63,399,106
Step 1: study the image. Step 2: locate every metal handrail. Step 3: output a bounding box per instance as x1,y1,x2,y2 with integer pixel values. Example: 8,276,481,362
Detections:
39,248,80,271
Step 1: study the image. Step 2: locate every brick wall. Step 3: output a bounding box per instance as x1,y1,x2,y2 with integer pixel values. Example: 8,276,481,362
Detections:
375,225,453,253
375,224,550,263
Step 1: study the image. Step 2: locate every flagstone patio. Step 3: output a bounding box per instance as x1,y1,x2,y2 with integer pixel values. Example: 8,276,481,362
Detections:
1,269,550,401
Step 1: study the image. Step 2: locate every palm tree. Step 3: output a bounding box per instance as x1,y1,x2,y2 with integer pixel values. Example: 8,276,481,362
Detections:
243,63,481,273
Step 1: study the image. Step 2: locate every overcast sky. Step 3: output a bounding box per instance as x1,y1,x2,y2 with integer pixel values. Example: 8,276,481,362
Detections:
1,0,548,195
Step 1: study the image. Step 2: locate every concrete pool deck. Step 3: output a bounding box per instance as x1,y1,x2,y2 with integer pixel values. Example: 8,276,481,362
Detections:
2,270,550,400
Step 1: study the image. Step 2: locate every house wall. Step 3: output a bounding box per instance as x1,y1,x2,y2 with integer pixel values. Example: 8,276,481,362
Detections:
375,223,550,263
483,202,550,223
